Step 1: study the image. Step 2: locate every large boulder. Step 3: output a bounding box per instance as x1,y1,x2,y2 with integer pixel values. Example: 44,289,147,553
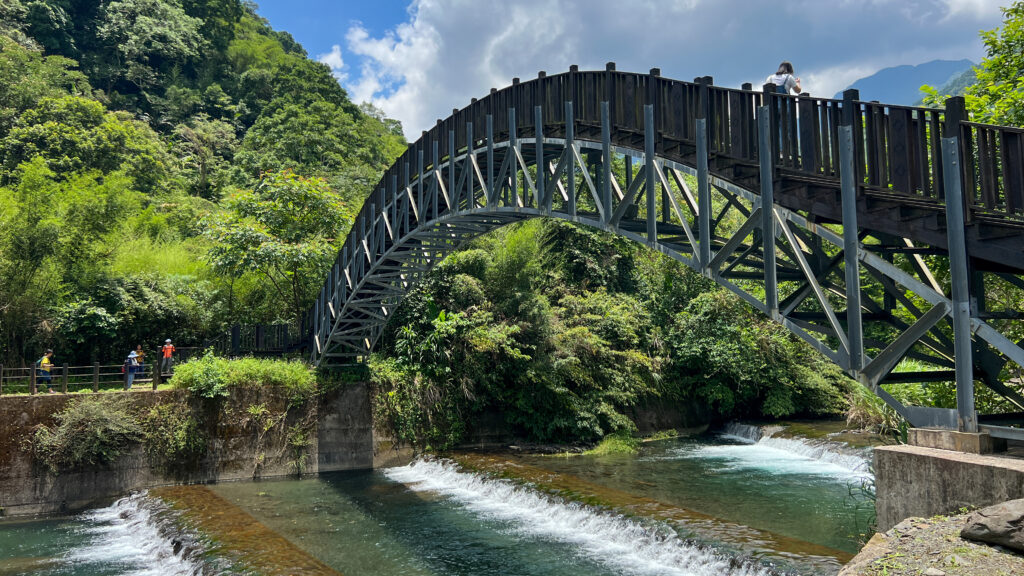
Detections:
960,498,1024,553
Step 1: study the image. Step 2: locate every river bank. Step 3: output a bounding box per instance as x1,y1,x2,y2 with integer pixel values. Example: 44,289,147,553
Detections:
0,420,884,575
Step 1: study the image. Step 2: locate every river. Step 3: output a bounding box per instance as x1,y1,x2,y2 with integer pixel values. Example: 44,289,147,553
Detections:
0,423,877,576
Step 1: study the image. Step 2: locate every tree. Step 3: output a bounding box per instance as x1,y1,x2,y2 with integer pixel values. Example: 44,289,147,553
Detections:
204,170,346,326
0,95,175,193
922,2,1024,126
0,35,91,137
970,1,1024,126
95,0,203,90
0,0,36,48
173,116,237,198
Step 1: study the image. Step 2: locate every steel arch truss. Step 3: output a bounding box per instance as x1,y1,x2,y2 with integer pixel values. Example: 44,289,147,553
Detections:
311,99,1024,434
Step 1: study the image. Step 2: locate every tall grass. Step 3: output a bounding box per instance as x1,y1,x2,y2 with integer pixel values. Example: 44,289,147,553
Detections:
109,236,211,278
169,353,317,404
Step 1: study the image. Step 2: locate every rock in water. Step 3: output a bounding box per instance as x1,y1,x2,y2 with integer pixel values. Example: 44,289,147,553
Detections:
960,498,1024,553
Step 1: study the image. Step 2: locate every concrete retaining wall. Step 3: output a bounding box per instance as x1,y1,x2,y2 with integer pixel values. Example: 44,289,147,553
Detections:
0,384,374,517
874,444,1024,531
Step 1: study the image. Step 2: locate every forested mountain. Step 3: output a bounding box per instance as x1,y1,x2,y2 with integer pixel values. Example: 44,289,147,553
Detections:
833,59,974,104
0,0,406,365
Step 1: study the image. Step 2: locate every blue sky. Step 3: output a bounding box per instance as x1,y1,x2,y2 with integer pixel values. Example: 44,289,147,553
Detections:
252,0,1008,138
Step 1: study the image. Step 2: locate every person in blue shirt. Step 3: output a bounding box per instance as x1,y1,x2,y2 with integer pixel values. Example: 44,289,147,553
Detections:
124,351,140,390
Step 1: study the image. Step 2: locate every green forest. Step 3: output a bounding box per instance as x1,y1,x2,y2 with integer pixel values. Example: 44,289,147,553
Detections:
2,1,1023,447
0,0,405,366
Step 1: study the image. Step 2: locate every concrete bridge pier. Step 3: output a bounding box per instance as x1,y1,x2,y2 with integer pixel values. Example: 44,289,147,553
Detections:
874,428,1024,530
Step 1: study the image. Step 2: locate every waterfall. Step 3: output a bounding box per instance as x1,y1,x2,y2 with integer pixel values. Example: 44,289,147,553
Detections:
720,422,763,443
386,458,777,576
704,423,871,479
62,493,211,576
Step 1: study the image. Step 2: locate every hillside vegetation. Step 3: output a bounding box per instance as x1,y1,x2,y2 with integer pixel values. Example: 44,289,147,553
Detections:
16,1,992,447
0,0,405,365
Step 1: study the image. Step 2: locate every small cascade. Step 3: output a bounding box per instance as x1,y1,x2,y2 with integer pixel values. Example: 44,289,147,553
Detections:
386,458,777,576
63,493,211,576
708,423,871,479
720,423,763,443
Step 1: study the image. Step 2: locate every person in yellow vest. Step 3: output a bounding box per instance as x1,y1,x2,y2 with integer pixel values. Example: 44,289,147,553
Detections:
37,349,54,394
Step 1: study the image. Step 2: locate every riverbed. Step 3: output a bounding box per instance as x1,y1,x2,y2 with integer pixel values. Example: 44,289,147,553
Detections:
0,423,877,576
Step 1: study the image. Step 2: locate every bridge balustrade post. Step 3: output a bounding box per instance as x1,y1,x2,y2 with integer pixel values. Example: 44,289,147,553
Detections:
697,79,712,271
942,96,978,433
600,101,612,228
757,105,779,316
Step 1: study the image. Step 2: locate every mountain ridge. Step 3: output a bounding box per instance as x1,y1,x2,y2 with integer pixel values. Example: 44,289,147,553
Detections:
833,59,974,105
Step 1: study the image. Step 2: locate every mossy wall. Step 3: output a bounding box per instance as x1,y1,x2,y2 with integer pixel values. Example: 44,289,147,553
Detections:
0,384,373,517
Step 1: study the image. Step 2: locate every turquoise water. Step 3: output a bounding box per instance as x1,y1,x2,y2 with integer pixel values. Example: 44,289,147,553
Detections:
0,426,873,576
0,494,208,576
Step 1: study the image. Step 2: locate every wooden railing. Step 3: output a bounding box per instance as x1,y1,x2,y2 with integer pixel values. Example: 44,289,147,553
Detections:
359,65,1022,233
0,362,163,395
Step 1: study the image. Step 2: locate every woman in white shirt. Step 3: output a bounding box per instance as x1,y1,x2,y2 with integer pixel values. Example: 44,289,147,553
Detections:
767,61,802,94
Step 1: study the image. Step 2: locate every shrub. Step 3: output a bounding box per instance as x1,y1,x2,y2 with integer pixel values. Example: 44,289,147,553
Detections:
584,430,640,455
33,396,142,472
140,403,207,471
170,351,230,398
170,353,316,404
222,357,316,405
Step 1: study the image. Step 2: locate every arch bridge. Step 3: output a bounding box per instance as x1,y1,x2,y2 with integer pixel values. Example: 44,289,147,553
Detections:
308,64,1024,438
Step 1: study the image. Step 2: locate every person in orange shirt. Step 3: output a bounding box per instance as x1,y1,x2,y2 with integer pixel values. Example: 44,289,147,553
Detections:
160,339,176,375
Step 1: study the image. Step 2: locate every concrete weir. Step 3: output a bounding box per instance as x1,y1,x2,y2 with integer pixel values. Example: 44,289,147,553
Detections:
874,431,1024,531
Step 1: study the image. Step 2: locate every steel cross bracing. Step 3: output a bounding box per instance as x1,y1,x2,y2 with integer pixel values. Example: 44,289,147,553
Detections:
309,66,1024,436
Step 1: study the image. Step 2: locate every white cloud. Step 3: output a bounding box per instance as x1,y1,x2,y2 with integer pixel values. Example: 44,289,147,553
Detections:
940,0,1005,18
339,0,1005,137
317,44,347,82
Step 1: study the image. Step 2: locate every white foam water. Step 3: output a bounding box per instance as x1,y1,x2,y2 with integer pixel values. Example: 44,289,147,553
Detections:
385,458,776,576
719,422,763,444
63,493,205,576
694,423,871,480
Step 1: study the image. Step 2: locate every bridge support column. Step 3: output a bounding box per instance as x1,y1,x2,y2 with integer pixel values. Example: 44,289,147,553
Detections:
697,78,711,271
644,104,656,243
601,101,612,228
696,120,711,271
840,89,863,373
565,102,576,218
942,97,977,433
757,106,778,317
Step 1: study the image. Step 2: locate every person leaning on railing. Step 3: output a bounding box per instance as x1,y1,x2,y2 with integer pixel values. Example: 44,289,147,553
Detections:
767,61,802,95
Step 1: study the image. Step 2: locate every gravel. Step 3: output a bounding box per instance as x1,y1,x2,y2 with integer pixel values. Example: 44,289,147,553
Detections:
839,514,1024,576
